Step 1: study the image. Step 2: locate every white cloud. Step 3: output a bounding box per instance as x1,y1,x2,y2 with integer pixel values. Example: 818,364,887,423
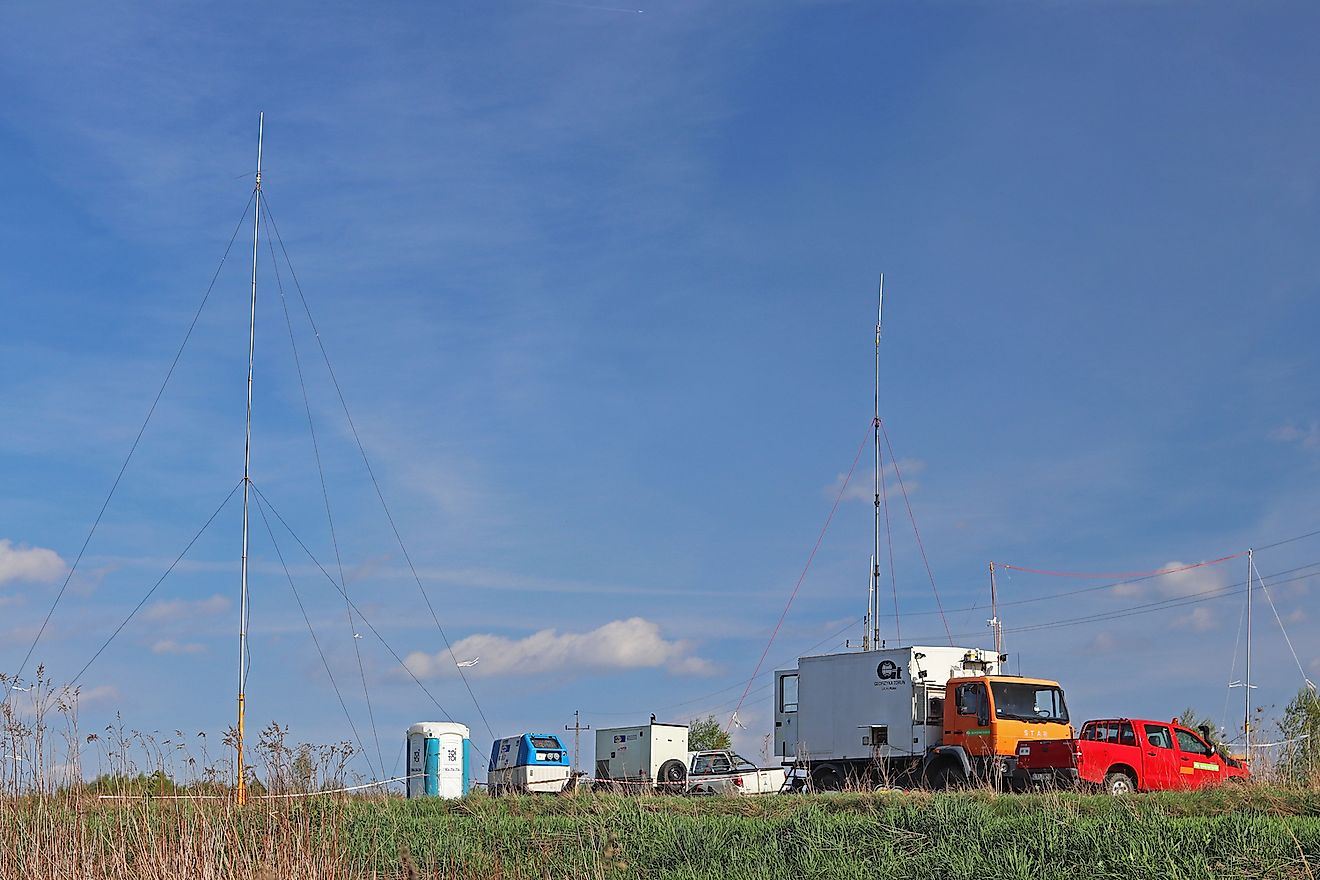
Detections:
1172,607,1218,632
826,458,926,502
403,617,714,680
151,639,206,655
1113,561,1227,599
1270,420,1320,451
1087,631,1118,653
0,539,65,586
142,594,230,622
76,685,121,706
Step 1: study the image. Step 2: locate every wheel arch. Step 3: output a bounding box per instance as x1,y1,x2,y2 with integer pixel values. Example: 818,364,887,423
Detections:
924,746,972,778
1106,763,1138,788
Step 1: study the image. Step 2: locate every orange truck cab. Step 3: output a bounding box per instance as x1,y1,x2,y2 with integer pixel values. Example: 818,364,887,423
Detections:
923,675,1073,787
1013,717,1250,794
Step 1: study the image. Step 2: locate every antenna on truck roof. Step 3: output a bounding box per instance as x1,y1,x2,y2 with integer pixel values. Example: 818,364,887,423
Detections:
864,275,886,651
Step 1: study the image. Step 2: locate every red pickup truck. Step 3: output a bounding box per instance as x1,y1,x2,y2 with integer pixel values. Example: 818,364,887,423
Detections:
1012,717,1249,794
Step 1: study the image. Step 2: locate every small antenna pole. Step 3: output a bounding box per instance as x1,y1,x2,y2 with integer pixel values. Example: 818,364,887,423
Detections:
989,561,1002,656
236,111,263,807
565,710,590,777
1244,548,1253,759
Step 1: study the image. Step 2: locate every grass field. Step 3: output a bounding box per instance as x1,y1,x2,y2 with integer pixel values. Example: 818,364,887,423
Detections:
2,786,1318,879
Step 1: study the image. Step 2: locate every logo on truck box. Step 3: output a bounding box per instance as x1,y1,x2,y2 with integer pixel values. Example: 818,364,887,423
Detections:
876,660,902,681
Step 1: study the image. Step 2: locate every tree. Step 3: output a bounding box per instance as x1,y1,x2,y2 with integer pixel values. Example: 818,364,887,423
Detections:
688,715,732,751
1277,685,1320,785
1178,708,1233,758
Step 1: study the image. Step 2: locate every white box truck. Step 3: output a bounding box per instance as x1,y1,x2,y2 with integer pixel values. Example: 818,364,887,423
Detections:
594,721,689,791
774,645,1072,790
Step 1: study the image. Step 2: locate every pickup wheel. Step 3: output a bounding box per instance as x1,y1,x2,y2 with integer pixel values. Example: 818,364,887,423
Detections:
657,759,687,794
1102,771,1135,796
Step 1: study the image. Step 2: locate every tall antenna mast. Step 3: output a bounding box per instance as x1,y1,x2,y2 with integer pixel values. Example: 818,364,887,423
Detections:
236,111,263,807
989,561,1002,656
1244,548,1253,760
867,274,884,650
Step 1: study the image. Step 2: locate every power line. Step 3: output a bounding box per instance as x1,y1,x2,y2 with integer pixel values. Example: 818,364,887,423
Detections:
4,195,255,708
726,425,870,733
262,209,385,780
248,483,459,731
260,192,495,742
251,493,379,781
879,420,952,644
66,482,244,689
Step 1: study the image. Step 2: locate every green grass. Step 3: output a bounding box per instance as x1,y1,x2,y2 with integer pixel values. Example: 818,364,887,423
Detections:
3,787,1318,879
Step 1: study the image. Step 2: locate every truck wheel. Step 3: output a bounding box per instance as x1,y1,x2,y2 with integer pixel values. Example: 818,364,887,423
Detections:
1102,772,1135,796
657,759,687,793
930,763,967,790
810,764,843,792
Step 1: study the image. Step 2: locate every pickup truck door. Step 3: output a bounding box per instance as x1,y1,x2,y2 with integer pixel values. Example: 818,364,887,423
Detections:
1139,723,1180,790
1173,727,1223,788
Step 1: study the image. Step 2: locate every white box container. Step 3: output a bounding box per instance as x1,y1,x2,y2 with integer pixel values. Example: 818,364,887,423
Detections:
594,722,689,786
774,646,1001,763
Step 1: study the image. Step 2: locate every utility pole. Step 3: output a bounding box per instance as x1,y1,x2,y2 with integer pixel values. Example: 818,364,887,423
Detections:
565,710,590,776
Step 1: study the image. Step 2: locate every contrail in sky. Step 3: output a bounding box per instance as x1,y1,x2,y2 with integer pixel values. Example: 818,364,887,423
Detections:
538,0,645,12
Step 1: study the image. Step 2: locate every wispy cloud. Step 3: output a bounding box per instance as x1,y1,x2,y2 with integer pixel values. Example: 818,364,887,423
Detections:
150,639,207,655
1172,606,1218,632
1112,561,1227,599
0,539,65,586
1087,631,1118,653
825,458,926,501
1270,420,1320,451
142,594,230,622
77,685,121,706
403,616,713,680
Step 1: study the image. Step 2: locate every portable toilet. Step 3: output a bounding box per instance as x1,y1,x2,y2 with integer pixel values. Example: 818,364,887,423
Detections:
406,722,471,798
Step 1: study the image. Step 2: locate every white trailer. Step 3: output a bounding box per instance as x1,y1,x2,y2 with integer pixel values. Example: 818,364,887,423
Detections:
487,734,573,794
774,645,1001,788
594,722,689,790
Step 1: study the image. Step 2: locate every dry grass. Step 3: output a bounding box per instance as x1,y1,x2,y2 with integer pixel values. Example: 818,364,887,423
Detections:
3,676,1318,878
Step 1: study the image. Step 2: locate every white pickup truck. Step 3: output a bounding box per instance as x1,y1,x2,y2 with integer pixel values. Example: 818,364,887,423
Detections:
685,750,787,795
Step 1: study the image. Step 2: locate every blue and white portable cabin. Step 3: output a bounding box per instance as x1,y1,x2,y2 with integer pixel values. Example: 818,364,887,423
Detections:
487,733,572,794
405,721,471,799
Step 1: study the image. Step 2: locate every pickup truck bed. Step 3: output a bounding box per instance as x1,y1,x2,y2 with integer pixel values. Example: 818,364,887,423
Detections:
685,750,787,795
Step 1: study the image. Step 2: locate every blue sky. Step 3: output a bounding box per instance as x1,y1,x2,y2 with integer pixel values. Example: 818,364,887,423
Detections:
2,0,1319,782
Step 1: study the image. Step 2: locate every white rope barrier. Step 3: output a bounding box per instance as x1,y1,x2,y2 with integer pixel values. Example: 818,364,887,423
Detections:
95,773,421,801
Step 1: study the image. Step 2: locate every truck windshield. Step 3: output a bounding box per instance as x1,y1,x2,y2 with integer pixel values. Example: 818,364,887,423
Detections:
989,682,1069,724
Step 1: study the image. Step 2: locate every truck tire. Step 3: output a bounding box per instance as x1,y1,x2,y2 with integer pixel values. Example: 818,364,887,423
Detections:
1102,771,1135,796
930,762,967,790
657,759,687,793
810,764,844,792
